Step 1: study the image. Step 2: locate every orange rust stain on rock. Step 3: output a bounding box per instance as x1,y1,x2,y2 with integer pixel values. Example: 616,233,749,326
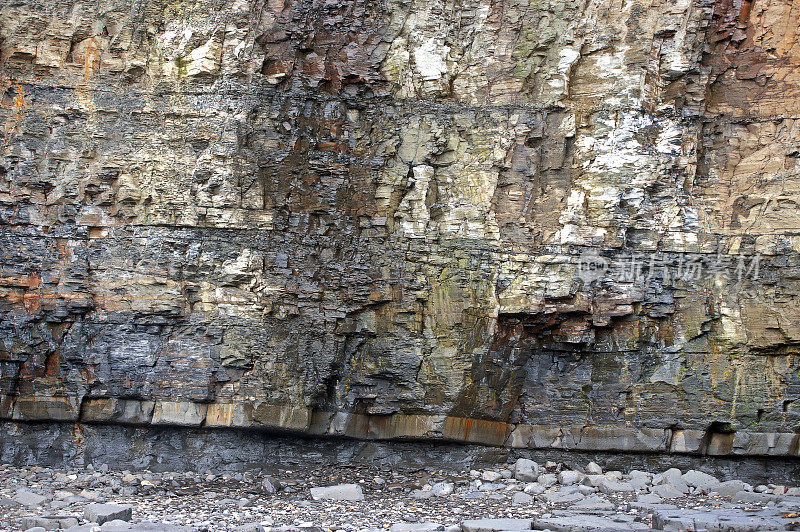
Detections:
0,272,43,313
443,416,511,446
1,84,26,135
83,38,102,80
0,289,24,304
13,85,24,110
0,83,25,110
23,292,41,313
739,0,754,25
316,141,347,154
44,353,61,377
0,288,97,315
26,272,41,289
0,273,41,289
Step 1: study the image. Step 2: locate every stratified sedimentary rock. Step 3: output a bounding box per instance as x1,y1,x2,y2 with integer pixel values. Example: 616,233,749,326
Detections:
0,0,798,457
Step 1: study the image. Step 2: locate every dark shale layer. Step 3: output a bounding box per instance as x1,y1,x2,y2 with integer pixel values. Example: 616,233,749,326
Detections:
2,422,800,486
1,0,799,461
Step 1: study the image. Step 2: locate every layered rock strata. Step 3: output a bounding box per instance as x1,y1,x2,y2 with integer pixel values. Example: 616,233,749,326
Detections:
1,0,799,457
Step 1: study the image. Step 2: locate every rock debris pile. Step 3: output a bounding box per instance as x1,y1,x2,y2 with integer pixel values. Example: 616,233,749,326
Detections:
2,459,799,532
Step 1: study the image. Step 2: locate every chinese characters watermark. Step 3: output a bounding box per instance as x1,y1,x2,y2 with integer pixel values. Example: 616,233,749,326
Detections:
577,252,761,285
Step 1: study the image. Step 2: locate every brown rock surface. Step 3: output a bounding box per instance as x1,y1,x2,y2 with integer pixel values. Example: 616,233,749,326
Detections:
0,0,798,457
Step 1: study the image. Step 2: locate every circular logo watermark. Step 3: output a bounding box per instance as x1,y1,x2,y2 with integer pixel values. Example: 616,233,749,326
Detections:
576,253,610,284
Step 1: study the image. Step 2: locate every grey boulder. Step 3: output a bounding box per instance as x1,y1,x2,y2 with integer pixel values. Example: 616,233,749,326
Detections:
570,495,614,511
597,479,635,494
637,493,662,504
681,470,720,492
431,482,454,497
732,491,778,504
513,459,540,483
512,492,534,506
261,476,280,494
21,516,79,530
557,471,584,486
713,480,753,497
14,490,48,507
539,489,584,504
84,503,133,524
309,483,364,501
653,468,689,494
585,462,602,475
650,484,686,499
538,474,558,487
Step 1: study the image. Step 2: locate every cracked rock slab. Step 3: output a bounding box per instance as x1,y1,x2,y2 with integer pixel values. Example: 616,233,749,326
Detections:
651,508,796,531
533,513,649,531
460,519,533,532
84,503,133,524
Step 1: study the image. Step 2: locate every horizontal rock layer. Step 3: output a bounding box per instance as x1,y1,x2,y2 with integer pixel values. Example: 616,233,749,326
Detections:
3,421,800,484
1,0,799,457
3,397,799,456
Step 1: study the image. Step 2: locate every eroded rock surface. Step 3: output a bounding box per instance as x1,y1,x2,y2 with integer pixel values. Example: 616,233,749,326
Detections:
1,0,799,456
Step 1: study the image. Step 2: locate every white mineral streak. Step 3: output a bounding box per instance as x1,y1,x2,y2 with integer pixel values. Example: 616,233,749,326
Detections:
413,39,449,81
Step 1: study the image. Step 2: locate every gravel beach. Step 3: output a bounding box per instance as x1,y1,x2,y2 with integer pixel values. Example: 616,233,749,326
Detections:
2,459,799,531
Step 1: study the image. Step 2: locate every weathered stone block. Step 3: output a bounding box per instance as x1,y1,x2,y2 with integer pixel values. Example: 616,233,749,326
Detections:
151,402,207,427
13,396,81,422
513,458,540,482
731,432,800,456
81,398,154,425
507,425,562,449
21,516,78,530
309,484,364,501
669,429,704,454
84,503,133,524
204,402,311,432
566,427,670,453
442,417,512,447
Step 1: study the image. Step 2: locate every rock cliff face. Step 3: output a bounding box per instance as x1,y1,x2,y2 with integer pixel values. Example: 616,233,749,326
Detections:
1,0,799,458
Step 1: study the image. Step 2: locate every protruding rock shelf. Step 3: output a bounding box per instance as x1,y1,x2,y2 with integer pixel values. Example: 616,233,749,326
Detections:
2,397,799,458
